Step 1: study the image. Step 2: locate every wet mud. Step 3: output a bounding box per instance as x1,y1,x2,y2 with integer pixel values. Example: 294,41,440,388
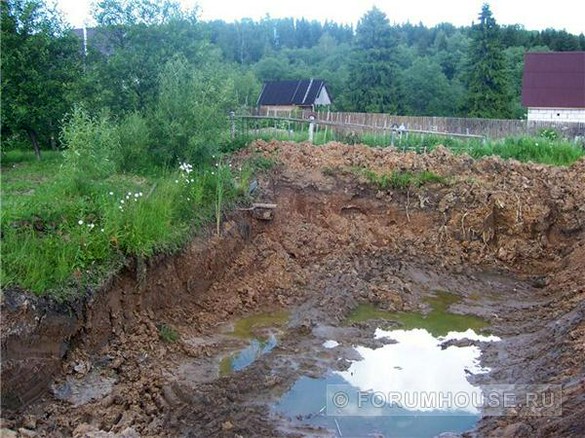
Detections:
2,141,584,437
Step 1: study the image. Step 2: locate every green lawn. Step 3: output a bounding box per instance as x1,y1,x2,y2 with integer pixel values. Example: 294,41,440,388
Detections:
1,150,253,299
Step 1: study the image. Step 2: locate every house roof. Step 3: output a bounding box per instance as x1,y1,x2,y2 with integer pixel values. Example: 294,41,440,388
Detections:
522,52,585,108
257,79,329,106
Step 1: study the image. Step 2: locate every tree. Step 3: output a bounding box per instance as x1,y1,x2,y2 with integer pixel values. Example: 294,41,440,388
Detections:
85,0,207,114
253,56,289,81
343,7,401,113
1,0,82,158
401,58,463,116
463,4,513,118
150,57,235,166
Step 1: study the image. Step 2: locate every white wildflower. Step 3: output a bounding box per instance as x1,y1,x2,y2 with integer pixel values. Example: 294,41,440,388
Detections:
78,220,84,225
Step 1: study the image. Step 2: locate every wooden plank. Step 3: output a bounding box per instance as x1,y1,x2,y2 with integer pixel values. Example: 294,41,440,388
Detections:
237,203,278,211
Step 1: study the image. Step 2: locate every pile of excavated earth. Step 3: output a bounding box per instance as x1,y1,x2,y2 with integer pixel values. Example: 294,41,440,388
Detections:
2,140,584,437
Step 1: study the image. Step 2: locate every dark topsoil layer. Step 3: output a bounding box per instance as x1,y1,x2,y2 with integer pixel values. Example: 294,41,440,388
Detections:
1,141,584,437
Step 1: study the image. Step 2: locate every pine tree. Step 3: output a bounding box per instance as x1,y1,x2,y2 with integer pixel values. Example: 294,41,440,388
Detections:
343,7,401,113
463,3,512,118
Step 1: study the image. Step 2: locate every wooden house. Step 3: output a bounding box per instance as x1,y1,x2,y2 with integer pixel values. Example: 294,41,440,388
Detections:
256,79,332,115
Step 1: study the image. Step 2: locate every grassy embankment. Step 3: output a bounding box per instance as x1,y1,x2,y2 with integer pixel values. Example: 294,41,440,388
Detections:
1,149,263,299
0,107,274,301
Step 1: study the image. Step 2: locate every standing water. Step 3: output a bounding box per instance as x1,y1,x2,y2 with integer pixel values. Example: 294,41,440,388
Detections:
220,311,288,375
274,293,499,437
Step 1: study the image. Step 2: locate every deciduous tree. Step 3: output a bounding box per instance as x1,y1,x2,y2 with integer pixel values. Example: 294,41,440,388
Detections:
1,0,81,158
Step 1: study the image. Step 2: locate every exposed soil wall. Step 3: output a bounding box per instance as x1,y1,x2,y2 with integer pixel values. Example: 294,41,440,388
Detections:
1,141,583,437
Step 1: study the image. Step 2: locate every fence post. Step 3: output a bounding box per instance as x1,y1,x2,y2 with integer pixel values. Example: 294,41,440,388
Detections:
229,111,236,140
308,115,316,143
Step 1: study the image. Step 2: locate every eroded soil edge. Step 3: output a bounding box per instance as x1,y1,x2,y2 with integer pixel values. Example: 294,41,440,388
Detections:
2,141,584,437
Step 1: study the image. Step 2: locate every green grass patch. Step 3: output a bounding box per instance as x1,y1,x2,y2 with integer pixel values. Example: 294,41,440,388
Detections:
158,324,179,343
1,150,257,297
462,137,584,166
362,169,448,190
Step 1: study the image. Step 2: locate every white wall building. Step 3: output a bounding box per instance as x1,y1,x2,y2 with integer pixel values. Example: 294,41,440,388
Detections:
522,52,585,123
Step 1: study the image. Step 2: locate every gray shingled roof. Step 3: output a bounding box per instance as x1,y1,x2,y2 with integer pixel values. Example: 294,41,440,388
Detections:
257,79,327,106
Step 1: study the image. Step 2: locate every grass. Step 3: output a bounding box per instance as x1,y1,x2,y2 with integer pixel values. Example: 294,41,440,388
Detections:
0,149,261,298
158,324,179,343
362,169,448,190
463,136,584,166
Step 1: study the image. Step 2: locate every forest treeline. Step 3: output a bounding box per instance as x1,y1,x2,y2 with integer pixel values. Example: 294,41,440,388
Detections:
2,0,584,156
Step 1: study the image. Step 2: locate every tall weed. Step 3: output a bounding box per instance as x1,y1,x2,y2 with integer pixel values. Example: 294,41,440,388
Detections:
60,106,120,192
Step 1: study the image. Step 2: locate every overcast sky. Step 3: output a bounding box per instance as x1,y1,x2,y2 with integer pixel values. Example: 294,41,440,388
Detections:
55,0,585,35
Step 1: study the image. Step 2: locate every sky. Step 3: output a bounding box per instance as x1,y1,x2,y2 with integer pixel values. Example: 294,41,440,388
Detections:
55,0,584,35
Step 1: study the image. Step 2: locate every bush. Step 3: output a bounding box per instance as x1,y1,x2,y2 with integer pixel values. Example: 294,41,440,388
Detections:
117,112,154,174
150,57,235,167
539,128,559,141
60,107,120,192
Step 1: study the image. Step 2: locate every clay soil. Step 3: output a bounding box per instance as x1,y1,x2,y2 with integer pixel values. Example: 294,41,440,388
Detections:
1,140,584,437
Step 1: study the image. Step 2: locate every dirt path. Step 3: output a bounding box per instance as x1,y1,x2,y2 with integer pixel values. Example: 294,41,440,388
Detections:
2,141,584,437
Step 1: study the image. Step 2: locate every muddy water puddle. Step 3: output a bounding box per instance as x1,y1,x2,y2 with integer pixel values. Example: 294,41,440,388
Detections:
348,291,489,336
274,293,500,437
219,311,288,375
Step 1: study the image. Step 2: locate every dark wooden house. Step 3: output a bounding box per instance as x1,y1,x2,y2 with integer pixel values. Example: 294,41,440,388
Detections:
256,79,332,114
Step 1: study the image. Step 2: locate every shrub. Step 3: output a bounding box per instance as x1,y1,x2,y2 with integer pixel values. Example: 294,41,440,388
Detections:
60,106,120,192
539,128,559,141
117,112,153,174
150,57,236,167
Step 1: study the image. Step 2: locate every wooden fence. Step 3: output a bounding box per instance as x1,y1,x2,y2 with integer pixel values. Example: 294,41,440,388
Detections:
255,108,585,140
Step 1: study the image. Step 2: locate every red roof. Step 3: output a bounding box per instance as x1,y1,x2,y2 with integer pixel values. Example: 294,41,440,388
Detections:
522,52,585,108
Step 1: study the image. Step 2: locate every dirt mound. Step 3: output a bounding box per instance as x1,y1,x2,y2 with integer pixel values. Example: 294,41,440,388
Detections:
2,140,584,437
240,140,584,271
